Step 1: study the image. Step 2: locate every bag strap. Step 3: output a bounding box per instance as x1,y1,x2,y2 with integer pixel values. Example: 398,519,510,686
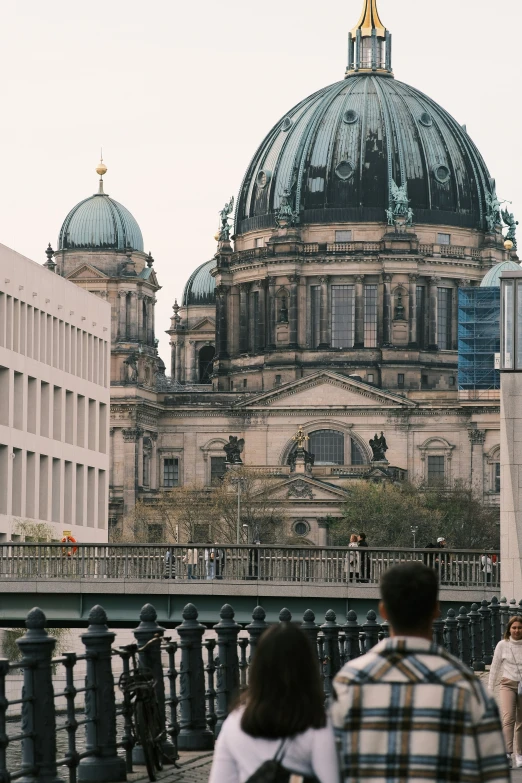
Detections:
509,644,522,681
274,739,287,763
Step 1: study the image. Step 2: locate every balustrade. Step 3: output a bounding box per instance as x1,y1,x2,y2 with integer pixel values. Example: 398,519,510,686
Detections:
0,544,501,589
0,596,518,783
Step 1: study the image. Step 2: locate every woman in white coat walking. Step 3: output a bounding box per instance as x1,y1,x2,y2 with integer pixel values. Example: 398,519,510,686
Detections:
489,614,522,767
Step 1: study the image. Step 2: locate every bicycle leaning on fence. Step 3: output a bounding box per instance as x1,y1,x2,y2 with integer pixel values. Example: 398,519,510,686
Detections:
118,635,171,781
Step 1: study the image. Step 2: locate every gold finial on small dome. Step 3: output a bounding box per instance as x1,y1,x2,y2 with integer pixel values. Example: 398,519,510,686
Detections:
96,150,107,194
505,239,514,251
351,0,386,38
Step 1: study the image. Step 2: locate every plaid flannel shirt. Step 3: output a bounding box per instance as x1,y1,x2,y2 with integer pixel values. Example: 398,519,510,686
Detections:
331,637,509,783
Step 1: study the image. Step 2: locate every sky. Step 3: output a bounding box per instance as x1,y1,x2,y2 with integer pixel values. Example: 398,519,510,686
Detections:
0,0,519,363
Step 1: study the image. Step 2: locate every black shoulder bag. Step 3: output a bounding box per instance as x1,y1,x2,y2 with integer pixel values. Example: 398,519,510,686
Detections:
244,740,320,783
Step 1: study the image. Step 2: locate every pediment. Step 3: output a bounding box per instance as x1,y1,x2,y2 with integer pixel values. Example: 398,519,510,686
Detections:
237,371,416,410
266,475,349,502
191,317,215,331
66,264,108,281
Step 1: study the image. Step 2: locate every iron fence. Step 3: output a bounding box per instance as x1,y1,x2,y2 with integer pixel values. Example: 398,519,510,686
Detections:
0,544,500,588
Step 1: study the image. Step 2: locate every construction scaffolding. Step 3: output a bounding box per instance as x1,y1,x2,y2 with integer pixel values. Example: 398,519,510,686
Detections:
458,287,500,393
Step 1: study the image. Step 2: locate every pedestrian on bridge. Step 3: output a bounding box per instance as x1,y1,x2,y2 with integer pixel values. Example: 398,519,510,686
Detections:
331,562,509,783
209,623,339,783
183,541,198,579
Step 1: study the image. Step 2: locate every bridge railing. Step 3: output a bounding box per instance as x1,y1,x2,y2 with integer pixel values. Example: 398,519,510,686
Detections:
0,595,519,782
0,544,500,588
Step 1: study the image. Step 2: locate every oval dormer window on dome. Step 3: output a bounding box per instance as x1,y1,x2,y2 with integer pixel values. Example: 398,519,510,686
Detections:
419,112,433,127
433,164,450,184
343,109,359,124
335,160,355,181
282,117,293,131
257,170,271,189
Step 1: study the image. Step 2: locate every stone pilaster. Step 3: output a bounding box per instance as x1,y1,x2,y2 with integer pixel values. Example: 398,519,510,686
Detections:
118,291,126,341
468,429,486,498
318,276,330,349
215,285,229,359
137,292,144,343
288,275,299,348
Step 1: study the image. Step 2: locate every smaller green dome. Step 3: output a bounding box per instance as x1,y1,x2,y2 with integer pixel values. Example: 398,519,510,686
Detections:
182,259,216,305
59,192,144,252
480,260,521,288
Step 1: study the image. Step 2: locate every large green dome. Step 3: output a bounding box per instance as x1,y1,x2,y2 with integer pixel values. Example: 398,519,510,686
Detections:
58,179,144,252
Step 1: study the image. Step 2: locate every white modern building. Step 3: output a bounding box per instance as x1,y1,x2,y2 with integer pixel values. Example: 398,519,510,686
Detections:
0,243,111,542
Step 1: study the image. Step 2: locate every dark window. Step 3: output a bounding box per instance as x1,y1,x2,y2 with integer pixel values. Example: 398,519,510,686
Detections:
310,285,321,349
495,462,500,493
449,376,456,386
309,430,344,465
427,456,445,486
331,285,354,348
163,458,179,488
274,375,282,386
350,438,366,465
198,345,215,384
364,285,378,347
294,520,310,536
143,453,150,486
437,288,452,350
422,374,429,388
243,378,248,388
398,373,405,389
211,456,226,485
416,286,425,348
367,373,374,383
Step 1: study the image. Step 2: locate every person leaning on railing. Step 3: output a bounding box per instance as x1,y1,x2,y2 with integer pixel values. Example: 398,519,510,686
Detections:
182,542,198,579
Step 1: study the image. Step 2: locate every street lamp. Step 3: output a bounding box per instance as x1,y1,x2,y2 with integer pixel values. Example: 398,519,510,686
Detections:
411,525,419,549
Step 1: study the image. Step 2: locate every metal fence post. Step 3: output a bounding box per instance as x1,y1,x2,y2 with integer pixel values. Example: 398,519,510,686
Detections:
432,614,444,647
479,599,493,665
0,658,8,783
457,606,471,667
301,610,320,666
490,597,501,650
177,604,214,751
443,608,458,657
509,598,518,618
133,603,175,762
16,608,61,783
361,610,380,653
320,610,341,700
164,638,180,763
467,603,484,671
499,597,510,638
78,605,126,782
342,611,361,661
245,607,268,661
213,605,240,737
279,608,292,622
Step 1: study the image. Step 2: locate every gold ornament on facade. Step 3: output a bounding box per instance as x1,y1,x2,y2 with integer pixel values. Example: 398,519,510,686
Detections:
292,425,309,450
505,239,514,251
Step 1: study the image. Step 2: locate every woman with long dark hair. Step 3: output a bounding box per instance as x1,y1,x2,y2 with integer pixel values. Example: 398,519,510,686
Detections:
208,623,339,783
489,614,522,767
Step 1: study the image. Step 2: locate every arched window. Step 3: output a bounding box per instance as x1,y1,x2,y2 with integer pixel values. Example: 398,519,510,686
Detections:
199,345,215,384
309,430,344,465
351,439,365,465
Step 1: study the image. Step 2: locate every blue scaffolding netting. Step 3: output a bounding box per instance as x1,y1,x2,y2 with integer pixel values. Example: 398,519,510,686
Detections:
458,287,500,390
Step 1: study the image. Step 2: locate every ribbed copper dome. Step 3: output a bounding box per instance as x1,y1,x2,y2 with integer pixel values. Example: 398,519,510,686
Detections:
182,259,216,306
58,193,144,252
236,75,493,235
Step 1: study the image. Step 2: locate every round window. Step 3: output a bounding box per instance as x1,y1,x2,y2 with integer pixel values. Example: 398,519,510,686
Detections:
343,109,359,124
433,164,450,183
335,160,354,181
293,520,310,537
256,170,271,189
419,112,433,127
282,117,293,131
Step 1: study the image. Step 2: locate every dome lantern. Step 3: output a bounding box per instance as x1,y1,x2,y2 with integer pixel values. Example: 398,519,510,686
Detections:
346,0,392,78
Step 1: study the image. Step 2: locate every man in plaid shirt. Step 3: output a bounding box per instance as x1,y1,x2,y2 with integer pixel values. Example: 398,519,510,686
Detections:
331,563,509,782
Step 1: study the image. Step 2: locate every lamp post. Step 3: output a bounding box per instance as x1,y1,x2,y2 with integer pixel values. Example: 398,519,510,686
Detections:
499,264,522,599
411,525,419,549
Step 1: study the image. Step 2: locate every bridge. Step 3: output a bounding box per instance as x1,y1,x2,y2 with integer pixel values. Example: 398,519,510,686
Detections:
0,544,500,626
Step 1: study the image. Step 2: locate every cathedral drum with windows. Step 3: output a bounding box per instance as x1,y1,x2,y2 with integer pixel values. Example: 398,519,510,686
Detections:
50,0,514,541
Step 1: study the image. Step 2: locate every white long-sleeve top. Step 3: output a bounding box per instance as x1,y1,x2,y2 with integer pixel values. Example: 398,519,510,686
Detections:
208,707,339,783
489,638,522,690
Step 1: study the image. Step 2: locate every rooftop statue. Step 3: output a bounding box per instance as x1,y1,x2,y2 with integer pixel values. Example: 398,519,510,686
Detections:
292,425,309,450
369,431,388,462
275,189,299,228
223,435,244,464
218,196,235,242
502,207,519,251
388,180,413,229
485,186,502,233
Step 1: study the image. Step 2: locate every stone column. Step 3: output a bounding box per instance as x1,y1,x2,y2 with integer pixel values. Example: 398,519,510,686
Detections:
408,274,418,347
122,427,141,518
288,275,299,348
147,297,155,346
128,292,138,341
469,429,486,498
239,284,249,353
317,518,329,546
150,432,158,489
174,340,182,383
118,291,127,341
428,277,440,351
258,281,266,352
137,432,144,488
187,340,196,383
215,285,229,359
297,276,307,347
267,277,277,350
354,275,364,348
318,276,330,349
383,274,392,346
137,293,144,343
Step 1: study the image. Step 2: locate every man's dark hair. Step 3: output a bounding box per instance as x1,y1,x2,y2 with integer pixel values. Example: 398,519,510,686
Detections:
240,623,326,737
380,563,438,633
359,533,367,541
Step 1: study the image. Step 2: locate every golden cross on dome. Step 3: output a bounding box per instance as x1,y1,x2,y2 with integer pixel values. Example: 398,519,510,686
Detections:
351,0,387,38
292,425,309,450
